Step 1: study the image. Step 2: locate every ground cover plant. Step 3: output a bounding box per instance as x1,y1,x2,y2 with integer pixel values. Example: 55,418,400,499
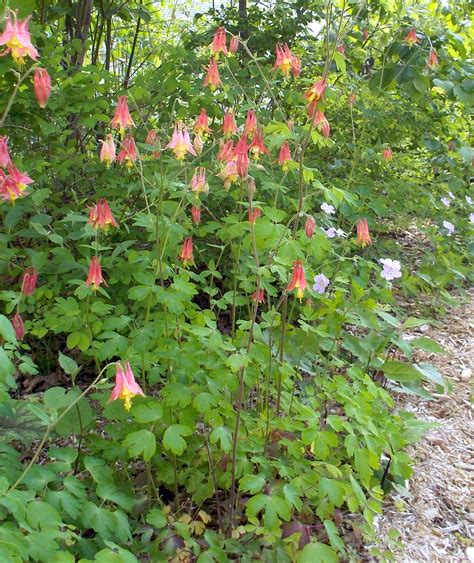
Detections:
0,0,472,560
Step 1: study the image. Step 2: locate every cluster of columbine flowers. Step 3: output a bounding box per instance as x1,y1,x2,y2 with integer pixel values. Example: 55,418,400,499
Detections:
0,11,51,203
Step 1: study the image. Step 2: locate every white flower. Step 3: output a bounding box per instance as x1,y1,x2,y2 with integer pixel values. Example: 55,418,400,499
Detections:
448,191,455,200
442,220,455,235
380,258,402,281
336,228,347,238
467,196,473,205
441,197,451,207
469,213,474,224
321,202,335,215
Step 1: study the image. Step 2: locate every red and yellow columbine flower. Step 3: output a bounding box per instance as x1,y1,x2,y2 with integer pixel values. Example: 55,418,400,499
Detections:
229,35,239,54
252,289,265,304
203,59,222,90
0,137,11,169
248,208,261,224
244,110,258,138
222,111,237,137
21,267,38,296
85,256,105,291
273,43,300,78
109,361,145,411
217,139,235,163
166,124,197,160
278,141,292,171
427,48,439,68
382,147,393,160
311,108,330,138
336,44,345,55
219,160,238,189
145,129,161,158
110,96,135,134
249,128,269,160
404,27,418,46
356,218,372,246
210,26,227,57
305,216,315,239
190,167,209,195
117,136,138,167
191,205,201,225
0,11,39,64
0,164,33,203
87,198,118,230
194,108,212,136
180,237,194,266
33,68,51,108
12,312,25,340
235,135,249,178
99,134,116,167
305,78,327,104
287,260,307,300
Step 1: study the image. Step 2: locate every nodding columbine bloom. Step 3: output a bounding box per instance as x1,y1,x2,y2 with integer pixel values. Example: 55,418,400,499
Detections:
85,256,105,291
305,216,315,239
193,134,204,155
0,137,11,168
311,108,330,138
99,134,116,167
0,12,39,64
219,160,238,189
248,208,262,224
210,26,227,57
244,110,258,139
88,198,118,231
191,205,201,225
336,44,345,54
190,167,209,195
273,43,300,78
427,48,439,68
166,124,197,160
109,361,145,411
12,312,25,340
404,27,418,45
145,129,161,158
235,135,249,178
229,35,239,54
111,96,135,133
363,28,369,41
356,218,372,245
252,289,265,304
348,93,356,105
249,128,268,159
203,59,222,90
305,78,327,104
194,108,212,136
382,147,393,160
33,68,51,108
118,136,138,167
380,258,402,281
180,237,194,266
287,260,307,300
1,164,33,202
217,139,235,162
222,111,237,137
278,141,292,171
21,267,38,296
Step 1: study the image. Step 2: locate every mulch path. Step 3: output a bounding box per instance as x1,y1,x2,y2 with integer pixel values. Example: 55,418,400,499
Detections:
374,290,473,562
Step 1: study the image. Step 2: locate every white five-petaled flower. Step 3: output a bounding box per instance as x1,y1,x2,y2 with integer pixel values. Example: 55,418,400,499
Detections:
442,220,455,235
380,258,402,281
467,196,473,205
321,202,335,215
313,274,330,294
440,197,451,207
470,213,474,224
324,227,346,238
448,191,455,200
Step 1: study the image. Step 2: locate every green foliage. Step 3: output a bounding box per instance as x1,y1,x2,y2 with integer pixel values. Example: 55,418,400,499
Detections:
0,0,472,561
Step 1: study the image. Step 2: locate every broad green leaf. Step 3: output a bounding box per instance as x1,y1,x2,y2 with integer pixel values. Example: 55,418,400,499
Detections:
124,430,156,461
162,424,193,456
298,542,339,563
381,361,422,383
